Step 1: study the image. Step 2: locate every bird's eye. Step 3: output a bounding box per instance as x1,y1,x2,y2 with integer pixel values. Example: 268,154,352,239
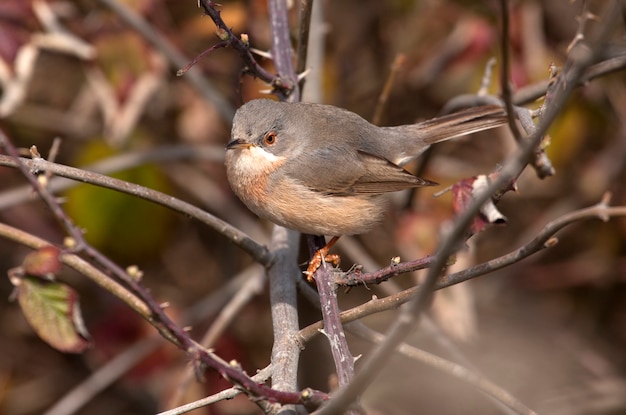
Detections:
264,131,277,145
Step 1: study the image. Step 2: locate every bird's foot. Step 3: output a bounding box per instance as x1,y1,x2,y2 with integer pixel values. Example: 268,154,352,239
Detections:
304,236,340,282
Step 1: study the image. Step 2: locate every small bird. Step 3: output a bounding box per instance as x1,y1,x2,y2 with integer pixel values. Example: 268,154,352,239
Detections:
225,99,507,274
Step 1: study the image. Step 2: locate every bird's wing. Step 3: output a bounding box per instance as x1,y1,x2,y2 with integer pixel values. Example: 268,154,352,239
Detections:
347,151,437,194
285,148,435,196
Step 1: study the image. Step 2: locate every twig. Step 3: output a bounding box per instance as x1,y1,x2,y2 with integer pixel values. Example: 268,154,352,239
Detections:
372,54,405,126
512,52,626,105
567,0,595,53
439,194,625,287
51,265,265,415
336,255,436,287
196,0,295,98
158,365,273,415
499,0,523,142
499,0,554,179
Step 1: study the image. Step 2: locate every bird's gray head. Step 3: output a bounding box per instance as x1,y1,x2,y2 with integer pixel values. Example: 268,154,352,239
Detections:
227,99,303,162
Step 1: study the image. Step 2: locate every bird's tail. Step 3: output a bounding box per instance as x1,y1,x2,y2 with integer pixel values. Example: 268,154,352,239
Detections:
416,105,509,145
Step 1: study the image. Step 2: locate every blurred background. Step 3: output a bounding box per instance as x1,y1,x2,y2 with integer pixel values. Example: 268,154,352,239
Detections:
0,0,626,414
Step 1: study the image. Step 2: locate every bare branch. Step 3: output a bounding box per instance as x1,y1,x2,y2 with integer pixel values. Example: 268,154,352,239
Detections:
0,153,271,265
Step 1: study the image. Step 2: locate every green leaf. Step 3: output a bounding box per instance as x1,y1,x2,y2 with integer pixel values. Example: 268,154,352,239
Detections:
17,277,90,353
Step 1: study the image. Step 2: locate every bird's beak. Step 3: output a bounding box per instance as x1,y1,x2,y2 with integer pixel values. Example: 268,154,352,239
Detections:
226,138,252,150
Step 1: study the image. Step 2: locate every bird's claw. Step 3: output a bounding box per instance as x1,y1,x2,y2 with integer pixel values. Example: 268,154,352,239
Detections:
304,250,340,282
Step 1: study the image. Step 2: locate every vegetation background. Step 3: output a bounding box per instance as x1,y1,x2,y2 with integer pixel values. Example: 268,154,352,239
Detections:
0,0,625,414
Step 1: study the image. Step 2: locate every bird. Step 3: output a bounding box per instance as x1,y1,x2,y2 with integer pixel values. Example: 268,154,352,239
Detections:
225,98,507,275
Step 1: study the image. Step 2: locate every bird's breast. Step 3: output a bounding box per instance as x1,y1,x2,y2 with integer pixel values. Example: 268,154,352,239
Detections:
225,146,282,210
226,147,388,235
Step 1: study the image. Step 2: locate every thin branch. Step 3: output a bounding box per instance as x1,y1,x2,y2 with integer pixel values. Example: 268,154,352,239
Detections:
0,144,224,210
197,0,295,98
567,0,594,53
157,365,273,415
372,54,405,126
438,194,625,288
0,153,271,265
335,255,435,287
513,52,626,105
0,223,149,316
51,266,265,415
499,0,554,179
499,0,523,142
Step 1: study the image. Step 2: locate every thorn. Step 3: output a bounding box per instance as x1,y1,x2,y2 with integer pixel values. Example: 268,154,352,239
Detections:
433,185,452,197
30,145,42,158
249,48,272,59
597,192,612,222
297,68,311,82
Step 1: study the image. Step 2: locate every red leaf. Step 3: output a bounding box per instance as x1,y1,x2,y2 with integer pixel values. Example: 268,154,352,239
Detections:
22,246,62,278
